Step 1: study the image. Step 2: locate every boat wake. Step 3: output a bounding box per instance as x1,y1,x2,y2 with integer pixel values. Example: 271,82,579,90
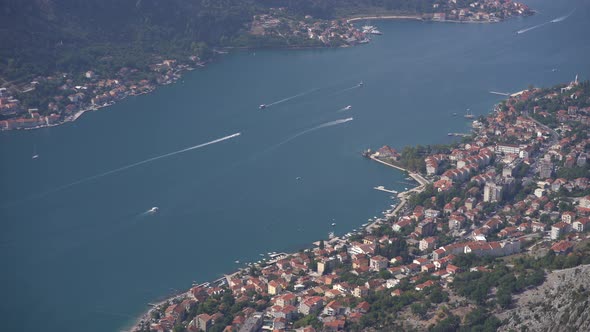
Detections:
264,88,319,108
517,10,574,34
551,10,575,23
516,21,550,34
1,133,241,208
54,133,241,191
328,84,361,97
337,105,353,112
264,117,354,153
139,207,159,217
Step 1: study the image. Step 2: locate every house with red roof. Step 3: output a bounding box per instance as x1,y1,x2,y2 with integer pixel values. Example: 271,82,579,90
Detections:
415,280,436,291
573,218,590,232
551,240,574,255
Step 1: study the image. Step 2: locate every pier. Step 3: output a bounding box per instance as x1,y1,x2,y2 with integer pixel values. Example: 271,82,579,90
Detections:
489,91,511,96
368,155,429,186
367,155,432,220
373,186,398,194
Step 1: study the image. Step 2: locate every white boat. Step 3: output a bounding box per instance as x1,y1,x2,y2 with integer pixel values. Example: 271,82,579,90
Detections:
32,154,39,159
296,176,302,180
370,29,383,35
362,25,375,32
259,104,267,109
359,81,364,87
148,207,159,214
235,260,240,264
331,223,337,226
344,105,352,110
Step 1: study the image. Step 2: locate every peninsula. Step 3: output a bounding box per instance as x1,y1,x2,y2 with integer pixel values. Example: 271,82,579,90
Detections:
0,0,532,131
130,78,590,332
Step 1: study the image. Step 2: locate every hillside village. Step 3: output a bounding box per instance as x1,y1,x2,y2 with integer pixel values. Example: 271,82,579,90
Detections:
0,0,532,132
0,58,202,130
428,0,532,22
133,78,590,332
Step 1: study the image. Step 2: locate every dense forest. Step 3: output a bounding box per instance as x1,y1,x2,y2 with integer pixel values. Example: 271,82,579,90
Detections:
0,0,435,81
0,0,258,80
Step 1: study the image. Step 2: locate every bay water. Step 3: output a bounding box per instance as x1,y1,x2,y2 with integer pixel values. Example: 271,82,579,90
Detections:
1,0,589,330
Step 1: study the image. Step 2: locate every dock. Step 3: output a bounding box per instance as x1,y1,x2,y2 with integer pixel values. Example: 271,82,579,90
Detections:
489,91,511,96
373,186,398,194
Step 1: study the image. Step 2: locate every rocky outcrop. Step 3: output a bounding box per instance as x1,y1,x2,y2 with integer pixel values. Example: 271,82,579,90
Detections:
498,264,590,332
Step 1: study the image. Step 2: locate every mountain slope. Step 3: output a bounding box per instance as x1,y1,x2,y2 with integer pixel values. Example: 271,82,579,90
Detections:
498,264,590,332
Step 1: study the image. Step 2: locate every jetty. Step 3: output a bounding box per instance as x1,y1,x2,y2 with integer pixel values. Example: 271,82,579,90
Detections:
368,155,429,187
489,91,511,96
366,154,432,220
373,186,398,194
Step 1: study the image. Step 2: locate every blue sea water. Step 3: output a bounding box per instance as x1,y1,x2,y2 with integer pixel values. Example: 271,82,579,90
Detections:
0,0,589,330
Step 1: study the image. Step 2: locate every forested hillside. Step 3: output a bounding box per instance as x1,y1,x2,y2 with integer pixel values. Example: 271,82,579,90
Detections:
0,0,435,81
0,0,257,80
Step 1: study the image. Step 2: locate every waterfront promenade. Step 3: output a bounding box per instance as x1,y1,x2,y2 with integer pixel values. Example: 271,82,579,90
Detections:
368,155,431,219
369,155,429,187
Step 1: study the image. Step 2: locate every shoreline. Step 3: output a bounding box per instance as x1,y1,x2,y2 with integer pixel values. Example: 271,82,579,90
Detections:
0,65,200,133
127,153,429,331
1,10,530,133
346,14,502,24
368,155,430,218
346,15,424,23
